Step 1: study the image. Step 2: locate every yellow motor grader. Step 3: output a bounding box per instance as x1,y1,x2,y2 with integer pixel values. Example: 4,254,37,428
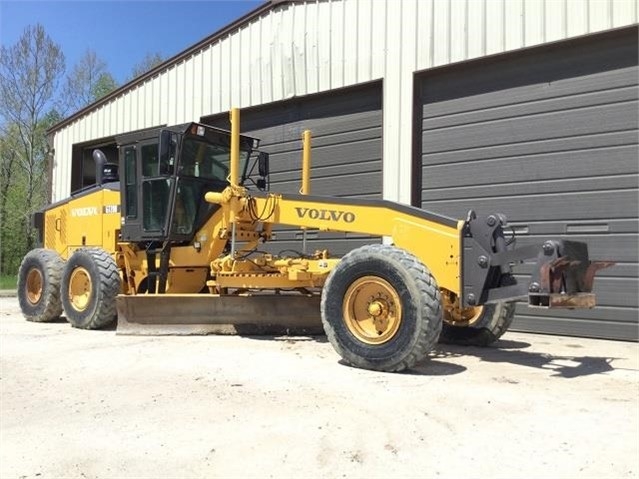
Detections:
18,109,610,372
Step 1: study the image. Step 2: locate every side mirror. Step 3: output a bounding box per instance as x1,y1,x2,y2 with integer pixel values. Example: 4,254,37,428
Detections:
258,151,269,177
256,178,267,190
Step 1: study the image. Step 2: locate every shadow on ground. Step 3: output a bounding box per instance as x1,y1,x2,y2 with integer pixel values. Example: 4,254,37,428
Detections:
405,359,467,376
27,316,119,332
243,334,328,344
242,334,619,378
38,311,621,379
432,338,618,379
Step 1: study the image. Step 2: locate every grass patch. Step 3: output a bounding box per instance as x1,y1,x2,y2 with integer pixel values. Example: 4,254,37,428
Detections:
0,275,17,290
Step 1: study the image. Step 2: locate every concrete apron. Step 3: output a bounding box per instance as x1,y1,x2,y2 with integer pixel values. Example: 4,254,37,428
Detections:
115,294,324,336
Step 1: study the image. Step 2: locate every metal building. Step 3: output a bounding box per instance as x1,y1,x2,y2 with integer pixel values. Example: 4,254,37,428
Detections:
47,0,639,340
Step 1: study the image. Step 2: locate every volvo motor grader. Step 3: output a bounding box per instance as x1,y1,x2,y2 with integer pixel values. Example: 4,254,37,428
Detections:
18,109,611,372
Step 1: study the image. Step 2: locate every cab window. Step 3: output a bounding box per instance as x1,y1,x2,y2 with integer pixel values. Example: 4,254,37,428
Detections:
179,138,249,182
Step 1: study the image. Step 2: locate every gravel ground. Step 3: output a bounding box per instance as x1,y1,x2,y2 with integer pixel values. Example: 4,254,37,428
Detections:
1,296,638,479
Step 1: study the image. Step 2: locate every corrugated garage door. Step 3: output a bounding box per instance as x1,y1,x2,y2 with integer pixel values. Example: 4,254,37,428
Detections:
416,27,638,341
203,82,382,257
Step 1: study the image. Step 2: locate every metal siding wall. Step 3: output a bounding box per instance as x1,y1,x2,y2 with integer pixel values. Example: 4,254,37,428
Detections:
210,43,221,112
229,31,241,107
96,105,104,138
52,132,62,199
369,0,386,79
111,96,118,137
145,79,154,127
240,27,252,106
485,0,504,54
450,0,466,62
418,28,639,340
317,2,332,92
201,46,212,115
258,11,272,103
62,129,70,193
505,0,525,50
524,0,545,46
545,0,565,42
51,0,637,202
131,87,139,132
186,57,196,119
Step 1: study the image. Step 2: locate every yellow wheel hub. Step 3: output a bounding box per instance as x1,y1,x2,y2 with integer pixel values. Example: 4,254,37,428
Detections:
343,276,402,344
68,267,92,312
26,268,43,305
443,293,483,326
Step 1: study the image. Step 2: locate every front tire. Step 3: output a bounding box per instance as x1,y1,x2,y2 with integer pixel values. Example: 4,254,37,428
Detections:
61,248,120,330
320,244,442,372
17,249,64,322
439,302,516,346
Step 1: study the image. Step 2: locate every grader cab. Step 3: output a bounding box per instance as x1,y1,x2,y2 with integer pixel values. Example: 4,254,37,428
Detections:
18,109,612,372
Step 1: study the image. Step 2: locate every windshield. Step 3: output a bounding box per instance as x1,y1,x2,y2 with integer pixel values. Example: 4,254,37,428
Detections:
179,137,249,182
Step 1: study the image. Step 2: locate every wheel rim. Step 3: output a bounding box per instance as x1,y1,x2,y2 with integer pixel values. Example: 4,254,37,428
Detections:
68,267,92,312
442,293,483,326
343,276,402,344
26,268,43,305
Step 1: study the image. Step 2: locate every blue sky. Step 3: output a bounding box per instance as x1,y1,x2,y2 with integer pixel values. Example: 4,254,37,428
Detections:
0,0,262,84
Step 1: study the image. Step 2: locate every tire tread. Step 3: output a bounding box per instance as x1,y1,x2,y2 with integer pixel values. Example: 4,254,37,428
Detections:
321,244,442,372
62,247,120,330
17,249,64,322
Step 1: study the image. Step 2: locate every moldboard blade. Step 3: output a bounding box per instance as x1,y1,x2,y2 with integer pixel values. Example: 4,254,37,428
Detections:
116,294,323,336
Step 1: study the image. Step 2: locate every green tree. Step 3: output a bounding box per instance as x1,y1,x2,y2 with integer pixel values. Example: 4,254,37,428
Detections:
129,52,164,80
92,72,118,100
0,24,65,273
0,125,20,274
63,49,118,113
0,126,18,217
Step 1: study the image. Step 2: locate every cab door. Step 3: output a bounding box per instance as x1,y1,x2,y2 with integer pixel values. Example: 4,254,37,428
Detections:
120,136,176,242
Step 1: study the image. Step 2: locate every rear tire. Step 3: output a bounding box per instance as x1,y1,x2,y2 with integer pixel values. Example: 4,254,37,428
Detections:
321,244,442,372
17,249,64,322
61,248,120,330
439,302,516,346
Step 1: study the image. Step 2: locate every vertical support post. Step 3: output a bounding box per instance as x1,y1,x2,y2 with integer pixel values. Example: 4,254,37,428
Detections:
301,130,312,254
301,130,312,195
230,108,240,187
229,108,240,256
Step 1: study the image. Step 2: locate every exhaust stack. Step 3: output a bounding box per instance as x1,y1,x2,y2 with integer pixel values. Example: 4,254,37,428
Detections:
93,149,119,185
93,149,107,185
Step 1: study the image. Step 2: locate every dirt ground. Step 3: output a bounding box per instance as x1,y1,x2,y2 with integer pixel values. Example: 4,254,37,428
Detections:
1,296,638,479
